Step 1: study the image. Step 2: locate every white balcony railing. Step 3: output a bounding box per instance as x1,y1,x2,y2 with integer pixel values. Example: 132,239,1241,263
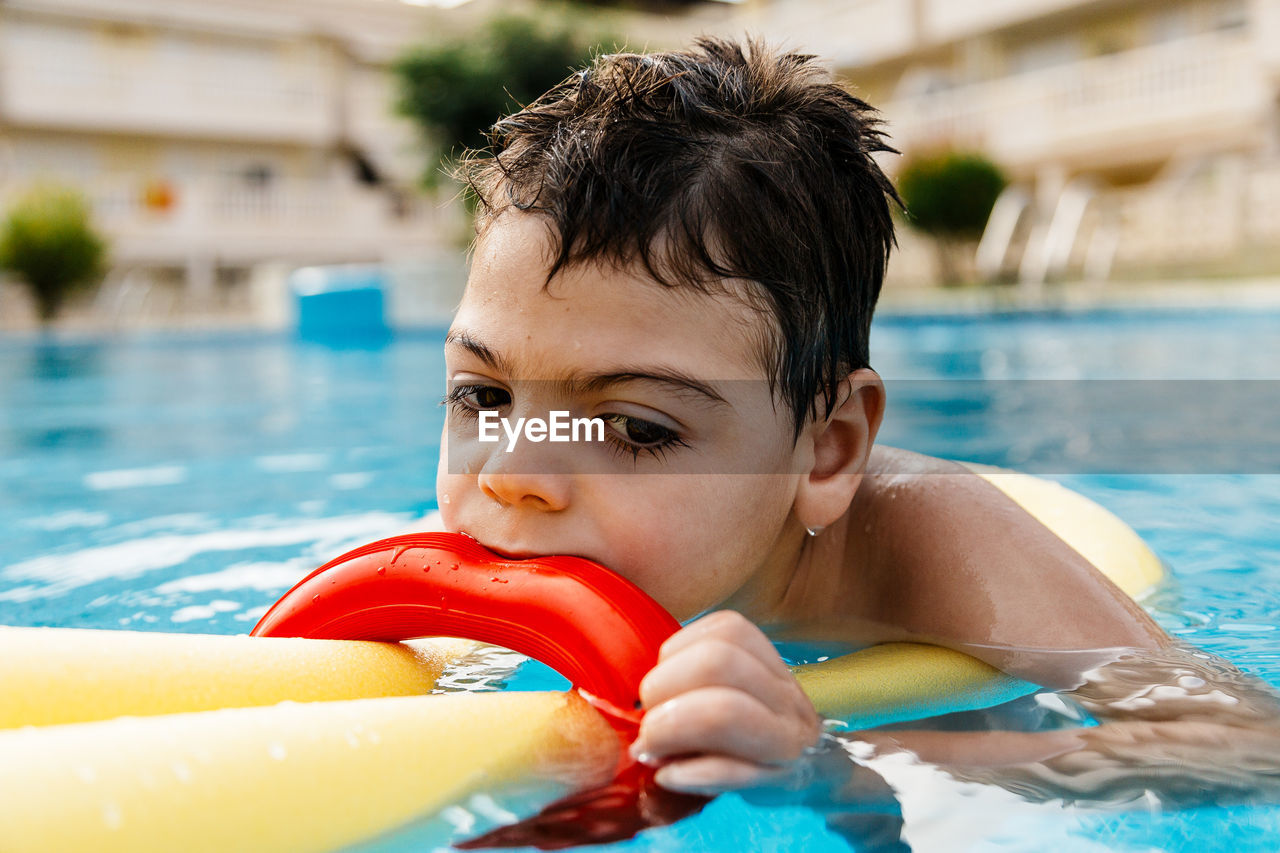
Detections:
21,175,457,266
923,0,1093,44
885,32,1267,165
0,17,333,143
751,0,917,68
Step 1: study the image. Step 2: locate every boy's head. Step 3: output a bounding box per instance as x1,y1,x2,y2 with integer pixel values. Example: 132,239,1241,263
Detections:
457,36,898,433
439,38,897,619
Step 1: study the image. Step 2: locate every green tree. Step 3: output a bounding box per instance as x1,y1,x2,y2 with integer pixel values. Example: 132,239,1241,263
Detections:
0,184,107,323
392,13,603,187
898,152,1007,285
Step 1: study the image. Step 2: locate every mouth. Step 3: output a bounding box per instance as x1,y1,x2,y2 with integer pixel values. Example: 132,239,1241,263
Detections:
481,543,544,561
453,527,609,568
458,531,561,562
467,535,606,568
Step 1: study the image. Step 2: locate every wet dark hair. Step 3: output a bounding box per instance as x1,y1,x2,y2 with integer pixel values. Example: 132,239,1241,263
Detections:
456,36,899,436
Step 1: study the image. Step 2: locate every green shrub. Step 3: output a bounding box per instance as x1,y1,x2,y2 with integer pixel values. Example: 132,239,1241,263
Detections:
393,13,604,187
0,184,107,322
898,151,1007,239
897,151,1006,285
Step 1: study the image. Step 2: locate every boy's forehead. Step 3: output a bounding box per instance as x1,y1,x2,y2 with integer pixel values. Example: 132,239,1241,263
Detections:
458,212,776,381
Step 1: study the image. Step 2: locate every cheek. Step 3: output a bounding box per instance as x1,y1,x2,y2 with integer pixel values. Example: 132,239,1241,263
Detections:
434,430,464,529
595,476,796,619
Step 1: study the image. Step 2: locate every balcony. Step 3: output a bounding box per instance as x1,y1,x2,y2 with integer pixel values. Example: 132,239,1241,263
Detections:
70,176,453,267
923,0,1100,44
749,0,917,68
883,32,1269,170
0,16,334,144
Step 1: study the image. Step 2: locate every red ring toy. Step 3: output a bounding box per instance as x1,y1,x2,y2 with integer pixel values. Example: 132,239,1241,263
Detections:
251,532,680,734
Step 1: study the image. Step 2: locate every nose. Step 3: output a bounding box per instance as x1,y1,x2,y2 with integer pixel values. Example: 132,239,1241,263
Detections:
476,446,572,511
478,469,571,511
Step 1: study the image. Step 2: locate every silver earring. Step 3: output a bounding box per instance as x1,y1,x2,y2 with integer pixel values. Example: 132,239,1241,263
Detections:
805,526,822,537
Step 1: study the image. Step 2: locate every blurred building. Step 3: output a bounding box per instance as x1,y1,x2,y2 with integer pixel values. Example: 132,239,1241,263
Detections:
0,0,490,324
4,0,1277,320
744,0,1280,284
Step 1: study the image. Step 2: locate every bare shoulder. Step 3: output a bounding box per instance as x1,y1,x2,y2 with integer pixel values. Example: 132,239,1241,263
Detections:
853,447,1166,671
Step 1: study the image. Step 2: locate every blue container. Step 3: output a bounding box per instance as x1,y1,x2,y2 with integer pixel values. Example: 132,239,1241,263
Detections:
291,265,390,342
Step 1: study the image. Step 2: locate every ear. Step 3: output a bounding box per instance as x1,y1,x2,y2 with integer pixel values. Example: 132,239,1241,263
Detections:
794,368,885,532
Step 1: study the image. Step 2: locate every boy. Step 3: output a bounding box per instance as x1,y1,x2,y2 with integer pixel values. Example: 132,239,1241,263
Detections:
429,37,1279,803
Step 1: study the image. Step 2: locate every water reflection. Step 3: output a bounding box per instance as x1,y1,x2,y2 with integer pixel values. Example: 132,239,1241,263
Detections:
0,341,108,451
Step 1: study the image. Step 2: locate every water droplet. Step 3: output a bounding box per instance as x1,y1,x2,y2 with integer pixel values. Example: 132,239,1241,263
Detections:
450,563,459,571
103,802,123,830
268,742,288,761
376,567,386,577
311,594,319,603
422,566,431,573
390,546,410,565
490,577,508,584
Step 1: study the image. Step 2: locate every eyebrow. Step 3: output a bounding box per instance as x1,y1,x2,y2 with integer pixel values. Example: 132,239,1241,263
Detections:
446,330,518,377
445,329,729,407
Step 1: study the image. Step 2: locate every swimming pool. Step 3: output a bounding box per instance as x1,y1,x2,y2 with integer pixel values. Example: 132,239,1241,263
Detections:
2,307,1279,851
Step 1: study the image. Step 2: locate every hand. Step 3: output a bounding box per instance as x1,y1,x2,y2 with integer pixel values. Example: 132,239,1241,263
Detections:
630,610,823,793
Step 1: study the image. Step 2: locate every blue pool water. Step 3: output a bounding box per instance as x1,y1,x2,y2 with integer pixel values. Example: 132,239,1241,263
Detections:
2,307,1279,851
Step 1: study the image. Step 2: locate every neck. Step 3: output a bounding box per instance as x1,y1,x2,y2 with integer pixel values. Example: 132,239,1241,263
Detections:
719,524,823,626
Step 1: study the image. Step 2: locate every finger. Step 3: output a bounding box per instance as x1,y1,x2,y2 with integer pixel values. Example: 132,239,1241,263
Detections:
634,686,817,764
640,637,814,721
659,611,792,677
654,755,778,793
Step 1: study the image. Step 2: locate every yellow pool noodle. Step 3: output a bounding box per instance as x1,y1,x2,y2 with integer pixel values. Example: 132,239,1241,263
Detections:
0,626,477,728
0,691,617,853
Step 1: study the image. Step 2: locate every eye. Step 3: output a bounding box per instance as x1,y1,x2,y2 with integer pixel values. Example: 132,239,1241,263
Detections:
603,414,671,446
600,413,688,461
442,383,511,414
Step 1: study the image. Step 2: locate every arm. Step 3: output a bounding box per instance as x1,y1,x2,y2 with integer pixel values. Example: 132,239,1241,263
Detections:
861,643,1280,808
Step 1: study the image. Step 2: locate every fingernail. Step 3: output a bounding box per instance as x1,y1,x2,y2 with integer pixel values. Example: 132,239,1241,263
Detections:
635,751,659,766
629,742,659,766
